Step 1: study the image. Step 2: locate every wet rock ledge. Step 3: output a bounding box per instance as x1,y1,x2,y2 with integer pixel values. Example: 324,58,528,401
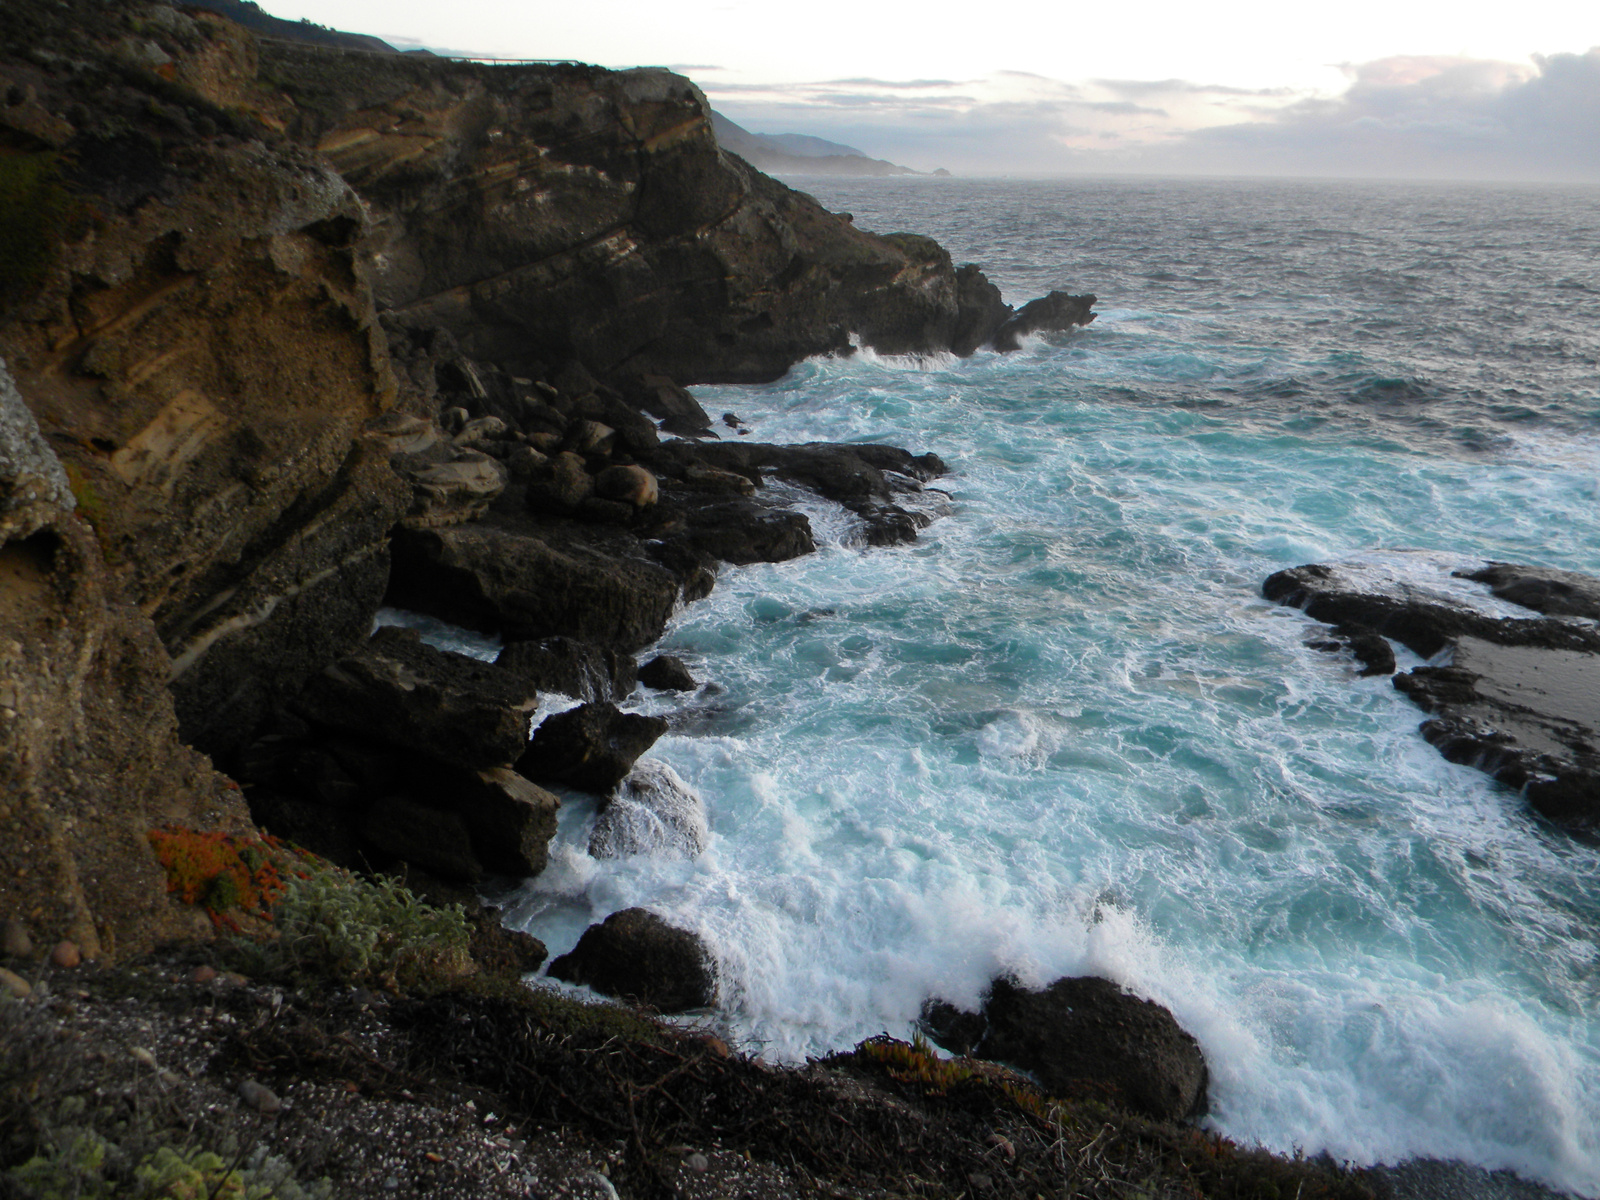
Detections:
1265,560,1600,828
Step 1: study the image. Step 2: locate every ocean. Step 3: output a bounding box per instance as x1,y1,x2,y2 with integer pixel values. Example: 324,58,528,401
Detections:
410,177,1600,1194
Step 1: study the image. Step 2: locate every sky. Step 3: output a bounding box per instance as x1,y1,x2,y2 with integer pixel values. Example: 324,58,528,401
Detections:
263,0,1600,180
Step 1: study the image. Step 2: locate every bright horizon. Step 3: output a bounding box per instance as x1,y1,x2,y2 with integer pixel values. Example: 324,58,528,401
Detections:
257,0,1599,181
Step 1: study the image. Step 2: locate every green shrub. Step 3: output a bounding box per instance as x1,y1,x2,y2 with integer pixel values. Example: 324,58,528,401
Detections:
237,867,474,989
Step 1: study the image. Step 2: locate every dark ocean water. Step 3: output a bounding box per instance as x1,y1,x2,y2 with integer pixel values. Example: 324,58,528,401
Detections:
460,178,1600,1194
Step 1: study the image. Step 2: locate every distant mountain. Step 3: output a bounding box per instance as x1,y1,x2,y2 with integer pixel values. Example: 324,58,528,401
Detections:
710,111,922,177
760,132,868,159
180,0,402,54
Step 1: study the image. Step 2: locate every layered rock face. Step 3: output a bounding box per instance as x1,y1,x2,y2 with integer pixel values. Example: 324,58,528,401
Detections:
0,360,250,960
0,2,406,764
259,45,1087,385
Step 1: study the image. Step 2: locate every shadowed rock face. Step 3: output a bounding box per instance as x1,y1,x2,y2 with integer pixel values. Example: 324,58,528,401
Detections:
293,626,540,771
1264,561,1600,828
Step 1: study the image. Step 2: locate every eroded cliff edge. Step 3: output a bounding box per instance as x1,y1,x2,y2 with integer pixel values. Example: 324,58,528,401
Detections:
0,0,1094,956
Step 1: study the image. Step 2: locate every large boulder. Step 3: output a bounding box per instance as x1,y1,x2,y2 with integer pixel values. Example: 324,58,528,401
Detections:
925,976,1209,1122
517,702,668,795
651,440,947,547
292,626,539,771
387,519,681,649
638,654,696,692
547,907,715,1011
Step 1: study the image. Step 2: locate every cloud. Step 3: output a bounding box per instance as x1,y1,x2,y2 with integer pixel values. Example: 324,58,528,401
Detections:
1159,49,1600,180
696,48,1600,180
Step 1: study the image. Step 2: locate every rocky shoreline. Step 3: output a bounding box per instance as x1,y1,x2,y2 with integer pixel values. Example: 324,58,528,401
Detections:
1265,559,1600,830
1,2,1595,1196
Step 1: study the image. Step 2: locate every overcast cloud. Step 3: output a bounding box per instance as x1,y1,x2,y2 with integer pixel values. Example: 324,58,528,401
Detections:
699,48,1600,180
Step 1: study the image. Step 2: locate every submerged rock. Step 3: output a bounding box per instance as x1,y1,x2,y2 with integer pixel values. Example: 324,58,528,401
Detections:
589,761,709,859
547,908,715,1011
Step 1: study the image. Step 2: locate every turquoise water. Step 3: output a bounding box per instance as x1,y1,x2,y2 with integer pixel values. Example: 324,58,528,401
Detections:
490,179,1600,1193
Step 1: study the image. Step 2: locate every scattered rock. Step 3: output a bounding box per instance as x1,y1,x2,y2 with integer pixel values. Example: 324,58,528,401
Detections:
565,419,615,457
638,655,696,692
547,908,715,1012
238,1079,283,1114
49,940,80,969
527,451,595,513
392,448,508,528
594,464,659,508
518,703,668,795
681,463,756,497
0,967,30,999
2,918,32,959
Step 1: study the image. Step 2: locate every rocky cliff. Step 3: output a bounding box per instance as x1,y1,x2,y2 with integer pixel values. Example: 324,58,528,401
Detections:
258,42,1026,382
0,0,1095,959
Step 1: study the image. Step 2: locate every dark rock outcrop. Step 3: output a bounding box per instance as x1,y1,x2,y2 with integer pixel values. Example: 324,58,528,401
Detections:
1462,562,1600,621
1265,561,1600,828
293,626,539,771
924,976,1209,1122
387,518,681,649
547,907,715,1011
638,654,696,692
651,440,948,547
496,636,638,702
259,44,1088,386
518,702,669,795
1305,623,1397,677
990,291,1099,352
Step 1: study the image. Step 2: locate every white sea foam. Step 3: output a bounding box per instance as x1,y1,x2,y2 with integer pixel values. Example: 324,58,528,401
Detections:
492,182,1600,1195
